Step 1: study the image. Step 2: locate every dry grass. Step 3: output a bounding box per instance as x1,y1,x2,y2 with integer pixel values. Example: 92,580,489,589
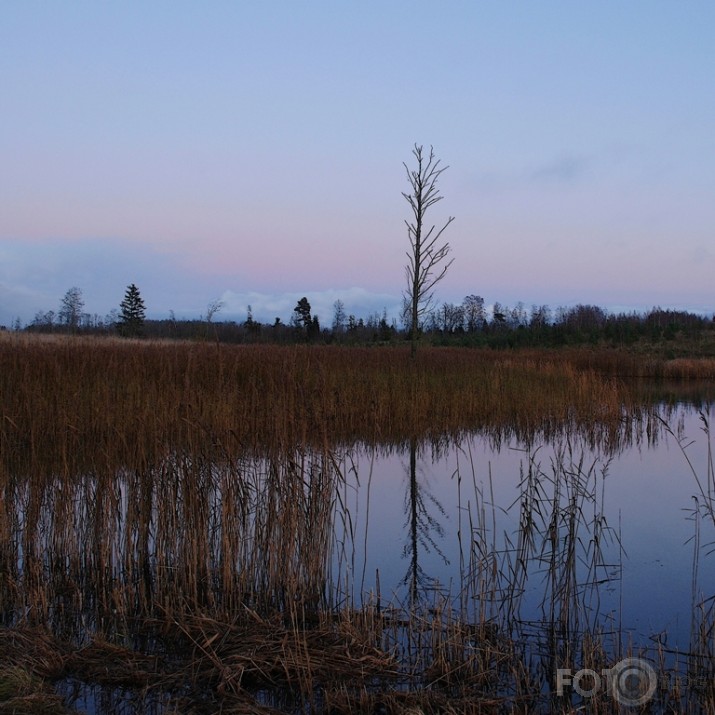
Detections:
1,333,713,712
0,334,644,475
0,667,68,715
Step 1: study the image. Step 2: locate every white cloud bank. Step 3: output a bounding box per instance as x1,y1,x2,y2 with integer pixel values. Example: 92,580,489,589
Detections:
0,239,405,327
218,287,402,326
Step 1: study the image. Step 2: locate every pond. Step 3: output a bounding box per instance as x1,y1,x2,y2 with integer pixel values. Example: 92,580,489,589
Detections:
3,399,715,713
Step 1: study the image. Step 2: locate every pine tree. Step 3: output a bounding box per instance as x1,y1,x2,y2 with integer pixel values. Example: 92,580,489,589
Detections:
293,297,312,328
118,284,146,337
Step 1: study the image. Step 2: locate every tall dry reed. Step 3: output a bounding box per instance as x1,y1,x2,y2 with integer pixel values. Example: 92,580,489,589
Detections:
0,334,646,478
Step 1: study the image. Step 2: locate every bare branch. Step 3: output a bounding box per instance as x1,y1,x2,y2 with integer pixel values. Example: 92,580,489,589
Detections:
402,144,455,356
206,299,225,324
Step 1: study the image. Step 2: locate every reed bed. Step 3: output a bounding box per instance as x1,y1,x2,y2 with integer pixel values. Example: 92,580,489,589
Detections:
539,346,715,381
1,334,713,712
0,334,646,476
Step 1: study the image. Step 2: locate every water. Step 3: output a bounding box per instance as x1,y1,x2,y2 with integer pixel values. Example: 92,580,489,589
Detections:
5,401,715,712
337,404,715,651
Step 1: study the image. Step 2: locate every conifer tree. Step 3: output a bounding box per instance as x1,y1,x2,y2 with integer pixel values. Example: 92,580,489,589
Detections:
118,283,146,337
293,297,312,328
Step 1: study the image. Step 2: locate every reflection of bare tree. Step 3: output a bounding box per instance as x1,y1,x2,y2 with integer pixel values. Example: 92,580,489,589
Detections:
402,437,449,602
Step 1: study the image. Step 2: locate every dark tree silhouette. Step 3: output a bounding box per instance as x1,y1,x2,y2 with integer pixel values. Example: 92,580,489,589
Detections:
59,287,84,331
118,284,146,337
403,144,455,357
294,297,312,328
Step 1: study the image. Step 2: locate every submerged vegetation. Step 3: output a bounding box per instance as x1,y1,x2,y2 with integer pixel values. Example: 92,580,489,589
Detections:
2,333,715,712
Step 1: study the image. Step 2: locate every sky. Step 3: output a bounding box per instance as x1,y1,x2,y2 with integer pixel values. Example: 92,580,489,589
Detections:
2,1,714,327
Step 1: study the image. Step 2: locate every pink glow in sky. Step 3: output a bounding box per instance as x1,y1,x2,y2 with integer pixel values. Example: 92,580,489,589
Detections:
2,2,714,326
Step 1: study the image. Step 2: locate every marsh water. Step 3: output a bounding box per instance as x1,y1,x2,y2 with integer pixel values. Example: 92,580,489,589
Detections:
338,403,715,650
5,396,715,713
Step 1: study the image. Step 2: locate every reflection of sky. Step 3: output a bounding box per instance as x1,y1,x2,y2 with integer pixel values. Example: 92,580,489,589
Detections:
345,406,715,650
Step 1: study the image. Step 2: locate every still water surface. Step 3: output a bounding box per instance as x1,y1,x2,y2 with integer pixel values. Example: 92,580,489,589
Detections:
27,400,715,712
339,403,715,651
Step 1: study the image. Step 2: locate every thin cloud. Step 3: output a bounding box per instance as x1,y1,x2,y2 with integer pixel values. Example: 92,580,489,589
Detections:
691,245,713,264
528,154,590,184
465,153,591,193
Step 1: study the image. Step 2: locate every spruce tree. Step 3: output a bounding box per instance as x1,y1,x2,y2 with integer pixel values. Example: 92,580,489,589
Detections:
118,283,146,337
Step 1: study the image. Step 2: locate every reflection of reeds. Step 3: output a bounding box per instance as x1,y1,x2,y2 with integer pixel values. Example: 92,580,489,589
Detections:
1,450,344,628
659,410,715,713
450,437,626,711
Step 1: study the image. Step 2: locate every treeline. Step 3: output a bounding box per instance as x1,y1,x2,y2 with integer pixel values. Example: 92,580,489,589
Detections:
22,288,715,350
423,300,714,349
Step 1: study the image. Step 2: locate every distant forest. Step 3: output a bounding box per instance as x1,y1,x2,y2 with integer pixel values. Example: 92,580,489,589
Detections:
21,288,715,353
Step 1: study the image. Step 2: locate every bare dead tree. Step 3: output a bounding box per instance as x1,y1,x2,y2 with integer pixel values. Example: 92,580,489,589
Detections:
403,144,455,357
206,299,225,324
205,298,225,341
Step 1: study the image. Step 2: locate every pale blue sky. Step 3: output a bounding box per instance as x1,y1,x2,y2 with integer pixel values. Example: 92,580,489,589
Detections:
2,1,714,325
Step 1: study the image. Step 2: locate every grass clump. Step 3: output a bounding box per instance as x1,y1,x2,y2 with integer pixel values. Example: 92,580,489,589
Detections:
0,666,37,701
0,667,70,715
